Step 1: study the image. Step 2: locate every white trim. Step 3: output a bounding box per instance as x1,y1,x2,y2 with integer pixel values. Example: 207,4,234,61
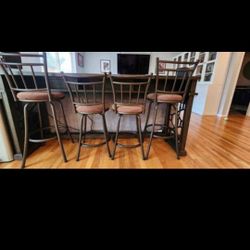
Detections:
71,52,77,73
217,52,245,116
247,102,250,117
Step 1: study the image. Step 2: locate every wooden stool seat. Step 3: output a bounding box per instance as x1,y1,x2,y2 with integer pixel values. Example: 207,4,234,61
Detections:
16,91,65,101
76,103,110,114
147,93,183,103
112,104,144,115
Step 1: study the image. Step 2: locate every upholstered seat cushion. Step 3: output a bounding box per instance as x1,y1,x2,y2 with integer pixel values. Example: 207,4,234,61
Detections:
147,93,183,103
16,91,65,101
112,104,144,114
76,104,109,114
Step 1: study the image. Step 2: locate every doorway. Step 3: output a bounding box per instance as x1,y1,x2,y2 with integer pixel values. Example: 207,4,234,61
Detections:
229,52,250,116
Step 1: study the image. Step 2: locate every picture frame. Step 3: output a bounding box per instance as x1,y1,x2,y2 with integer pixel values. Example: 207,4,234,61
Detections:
198,52,205,63
184,53,189,61
100,59,111,73
77,53,84,67
158,62,167,74
208,52,217,61
206,62,214,73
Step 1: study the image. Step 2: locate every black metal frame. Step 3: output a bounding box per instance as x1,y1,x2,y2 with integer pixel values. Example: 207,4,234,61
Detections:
62,72,111,161
0,52,72,168
144,58,199,160
108,73,153,160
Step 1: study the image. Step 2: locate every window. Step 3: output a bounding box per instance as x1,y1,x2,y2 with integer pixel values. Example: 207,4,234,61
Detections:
46,52,73,72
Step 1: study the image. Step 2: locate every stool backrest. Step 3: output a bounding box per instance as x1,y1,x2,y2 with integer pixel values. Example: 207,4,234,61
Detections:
108,73,153,113
62,73,106,113
155,57,199,102
0,52,52,102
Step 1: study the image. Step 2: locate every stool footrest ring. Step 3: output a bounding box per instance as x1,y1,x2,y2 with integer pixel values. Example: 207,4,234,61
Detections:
80,136,111,148
117,142,141,148
28,126,60,143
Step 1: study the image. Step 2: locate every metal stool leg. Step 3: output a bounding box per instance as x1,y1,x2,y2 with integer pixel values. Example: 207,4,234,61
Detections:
37,103,44,139
145,102,159,160
101,114,111,158
76,114,84,161
174,104,180,160
112,114,121,160
163,103,171,136
20,103,30,169
49,102,67,162
136,115,145,160
83,114,87,143
58,100,74,144
144,101,152,134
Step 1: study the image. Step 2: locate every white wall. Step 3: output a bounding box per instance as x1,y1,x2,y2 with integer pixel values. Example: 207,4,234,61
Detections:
173,52,235,116
13,52,180,74
80,52,181,74
203,52,232,115
81,52,118,73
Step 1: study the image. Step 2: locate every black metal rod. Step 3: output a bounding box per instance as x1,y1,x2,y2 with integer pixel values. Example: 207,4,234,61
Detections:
136,115,145,160
145,103,159,160
76,114,84,161
112,114,121,160
50,102,67,162
20,103,30,169
102,114,111,158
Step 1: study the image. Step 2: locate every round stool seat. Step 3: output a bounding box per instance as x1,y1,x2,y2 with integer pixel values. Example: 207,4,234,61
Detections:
147,93,183,103
76,104,110,114
16,91,65,101
112,104,144,115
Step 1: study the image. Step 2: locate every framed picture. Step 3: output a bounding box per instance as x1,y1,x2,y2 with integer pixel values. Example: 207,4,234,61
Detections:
184,53,189,61
206,62,214,73
100,59,111,73
158,62,167,74
208,52,217,61
77,53,84,67
198,52,205,63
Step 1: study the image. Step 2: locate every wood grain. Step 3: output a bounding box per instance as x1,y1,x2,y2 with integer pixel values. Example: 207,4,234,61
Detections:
1,114,250,169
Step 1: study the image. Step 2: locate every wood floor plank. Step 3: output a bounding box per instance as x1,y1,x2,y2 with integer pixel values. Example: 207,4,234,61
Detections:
1,113,250,169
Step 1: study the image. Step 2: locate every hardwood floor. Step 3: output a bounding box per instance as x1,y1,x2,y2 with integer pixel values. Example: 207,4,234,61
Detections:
1,113,250,169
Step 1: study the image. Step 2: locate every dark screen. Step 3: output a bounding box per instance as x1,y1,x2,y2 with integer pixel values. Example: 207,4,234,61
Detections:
118,54,150,74
2,52,22,68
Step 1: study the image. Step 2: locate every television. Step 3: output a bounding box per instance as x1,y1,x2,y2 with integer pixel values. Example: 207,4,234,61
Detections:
117,54,150,74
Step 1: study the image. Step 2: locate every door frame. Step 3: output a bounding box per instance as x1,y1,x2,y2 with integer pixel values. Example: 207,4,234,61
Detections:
217,52,245,117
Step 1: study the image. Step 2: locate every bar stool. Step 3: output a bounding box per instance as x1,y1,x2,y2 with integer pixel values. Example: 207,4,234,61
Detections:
62,73,111,161
0,52,73,168
144,58,199,160
108,73,153,160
